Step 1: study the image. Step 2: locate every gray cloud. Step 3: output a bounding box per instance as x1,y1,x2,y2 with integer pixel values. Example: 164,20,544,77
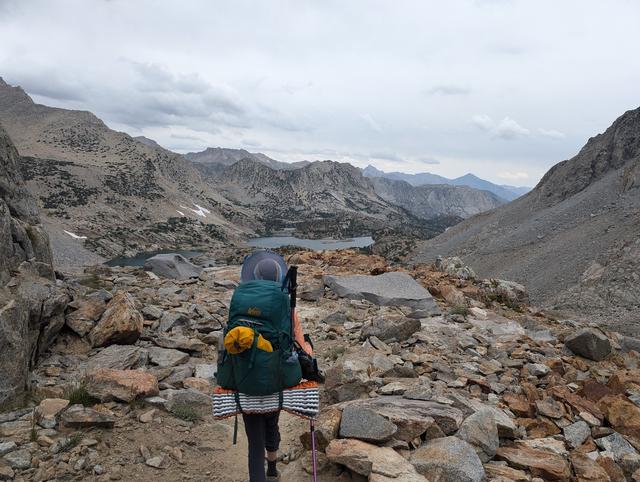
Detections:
426,85,471,96
0,0,638,184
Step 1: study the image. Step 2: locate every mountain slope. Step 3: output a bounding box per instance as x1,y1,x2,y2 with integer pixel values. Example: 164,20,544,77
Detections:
185,147,309,171
363,164,529,201
0,78,252,261
207,159,458,238
448,173,528,201
411,107,640,333
369,177,505,219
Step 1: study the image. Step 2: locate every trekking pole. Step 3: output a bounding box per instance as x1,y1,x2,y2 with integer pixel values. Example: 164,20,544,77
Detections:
288,266,298,336
310,418,318,482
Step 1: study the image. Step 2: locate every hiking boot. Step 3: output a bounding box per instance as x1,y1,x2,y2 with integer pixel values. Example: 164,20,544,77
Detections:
266,472,280,482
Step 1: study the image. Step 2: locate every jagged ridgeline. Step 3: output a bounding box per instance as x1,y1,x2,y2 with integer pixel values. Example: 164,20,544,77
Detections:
412,106,640,332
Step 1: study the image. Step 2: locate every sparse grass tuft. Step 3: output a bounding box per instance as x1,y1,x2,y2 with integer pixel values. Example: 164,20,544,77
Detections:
450,304,470,317
170,403,201,422
60,432,83,453
65,386,98,407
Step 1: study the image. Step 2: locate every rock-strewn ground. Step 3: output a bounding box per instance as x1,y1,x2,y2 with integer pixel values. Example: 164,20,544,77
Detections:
2,250,640,481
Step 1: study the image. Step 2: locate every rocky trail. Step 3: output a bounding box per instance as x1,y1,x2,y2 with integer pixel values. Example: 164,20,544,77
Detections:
2,249,640,482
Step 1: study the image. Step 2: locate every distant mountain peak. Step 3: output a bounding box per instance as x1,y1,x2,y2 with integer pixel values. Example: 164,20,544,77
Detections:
361,165,529,201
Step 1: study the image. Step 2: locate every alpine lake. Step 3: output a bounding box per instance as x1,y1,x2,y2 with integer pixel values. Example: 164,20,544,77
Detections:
104,236,373,267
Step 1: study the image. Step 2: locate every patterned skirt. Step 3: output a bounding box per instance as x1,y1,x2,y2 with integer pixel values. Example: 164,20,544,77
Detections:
212,381,320,420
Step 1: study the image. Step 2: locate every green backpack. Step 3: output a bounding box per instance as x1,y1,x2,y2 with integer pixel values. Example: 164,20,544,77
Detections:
216,280,302,396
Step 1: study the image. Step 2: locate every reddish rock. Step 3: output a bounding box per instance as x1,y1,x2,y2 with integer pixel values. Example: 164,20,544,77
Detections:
84,368,159,402
503,393,534,417
571,453,611,482
597,455,625,482
88,291,143,347
484,463,529,481
65,297,106,337
599,394,640,441
535,397,567,419
301,406,342,451
183,377,211,394
549,386,603,421
608,372,640,395
580,380,614,402
517,417,561,438
496,446,571,481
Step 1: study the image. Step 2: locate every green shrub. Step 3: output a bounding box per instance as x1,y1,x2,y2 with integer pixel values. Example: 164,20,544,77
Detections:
170,403,201,422
450,304,470,317
65,386,98,407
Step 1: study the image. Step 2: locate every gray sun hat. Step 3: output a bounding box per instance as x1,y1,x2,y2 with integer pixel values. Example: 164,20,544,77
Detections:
240,250,288,283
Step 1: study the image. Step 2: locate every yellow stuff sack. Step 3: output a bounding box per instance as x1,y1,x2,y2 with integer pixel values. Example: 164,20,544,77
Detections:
224,326,273,354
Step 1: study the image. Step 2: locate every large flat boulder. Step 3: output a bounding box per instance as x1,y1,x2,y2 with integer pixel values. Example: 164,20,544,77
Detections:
342,396,464,441
84,368,159,402
496,446,571,481
144,253,203,280
323,272,440,313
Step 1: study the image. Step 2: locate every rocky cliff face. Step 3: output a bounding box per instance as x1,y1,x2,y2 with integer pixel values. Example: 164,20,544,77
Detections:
412,107,640,333
0,124,69,408
0,78,251,263
208,158,455,238
370,177,505,219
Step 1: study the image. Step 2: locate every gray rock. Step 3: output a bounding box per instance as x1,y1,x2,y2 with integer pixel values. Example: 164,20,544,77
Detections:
323,272,440,312
3,448,32,469
142,305,163,320
325,349,378,402
158,285,182,297
86,345,148,371
564,420,590,448
145,454,169,469
299,281,324,302
0,442,17,456
565,328,611,361
456,409,499,462
144,253,203,280
162,365,194,386
344,396,464,441
594,432,638,462
434,257,477,280
339,405,398,443
194,364,217,382
158,312,188,332
411,436,485,482
526,363,550,377
361,316,421,343
619,335,640,354
148,347,190,368
321,312,350,326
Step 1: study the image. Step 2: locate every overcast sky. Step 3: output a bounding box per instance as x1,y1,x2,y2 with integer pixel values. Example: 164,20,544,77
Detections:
1,0,639,185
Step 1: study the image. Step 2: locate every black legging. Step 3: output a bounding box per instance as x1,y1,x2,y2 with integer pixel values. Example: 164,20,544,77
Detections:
242,412,281,482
